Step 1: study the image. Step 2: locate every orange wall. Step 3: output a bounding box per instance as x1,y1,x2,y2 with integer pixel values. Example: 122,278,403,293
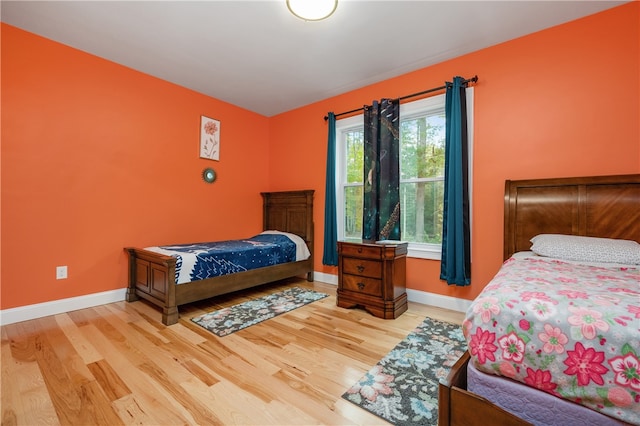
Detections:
270,2,640,300
1,24,270,309
2,3,639,311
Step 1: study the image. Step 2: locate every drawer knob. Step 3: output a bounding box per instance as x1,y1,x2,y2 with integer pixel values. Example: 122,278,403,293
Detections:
357,265,365,273
357,282,365,290
357,247,363,253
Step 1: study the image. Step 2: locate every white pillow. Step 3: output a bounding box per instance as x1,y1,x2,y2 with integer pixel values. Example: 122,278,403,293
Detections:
530,234,640,265
260,230,311,261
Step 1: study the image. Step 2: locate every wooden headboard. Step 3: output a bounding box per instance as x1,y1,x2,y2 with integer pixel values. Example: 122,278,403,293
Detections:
261,190,314,255
503,174,640,260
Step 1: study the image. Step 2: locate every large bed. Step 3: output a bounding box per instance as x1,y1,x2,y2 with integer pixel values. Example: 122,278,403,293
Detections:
125,190,314,326
438,174,640,426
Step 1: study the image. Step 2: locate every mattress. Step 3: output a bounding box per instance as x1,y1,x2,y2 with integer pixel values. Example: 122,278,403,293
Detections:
463,253,640,425
145,231,310,284
467,361,628,426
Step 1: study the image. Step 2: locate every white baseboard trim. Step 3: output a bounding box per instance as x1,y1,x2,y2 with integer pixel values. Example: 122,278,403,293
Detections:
1,272,335,326
0,288,127,326
1,272,472,326
314,272,471,314
406,288,472,313
312,271,338,286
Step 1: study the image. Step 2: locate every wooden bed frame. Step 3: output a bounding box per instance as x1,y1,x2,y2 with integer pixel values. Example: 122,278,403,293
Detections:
438,174,640,426
125,190,314,326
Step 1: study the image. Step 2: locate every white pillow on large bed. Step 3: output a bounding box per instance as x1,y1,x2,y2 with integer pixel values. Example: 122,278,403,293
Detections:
530,234,640,265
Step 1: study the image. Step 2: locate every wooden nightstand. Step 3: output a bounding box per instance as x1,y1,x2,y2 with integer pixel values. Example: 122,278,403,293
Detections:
337,240,408,319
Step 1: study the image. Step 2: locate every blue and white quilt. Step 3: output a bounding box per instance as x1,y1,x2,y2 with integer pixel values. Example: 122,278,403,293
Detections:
145,232,308,284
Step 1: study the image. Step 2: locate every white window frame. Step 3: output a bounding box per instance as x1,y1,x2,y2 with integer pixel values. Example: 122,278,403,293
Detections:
335,88,473,260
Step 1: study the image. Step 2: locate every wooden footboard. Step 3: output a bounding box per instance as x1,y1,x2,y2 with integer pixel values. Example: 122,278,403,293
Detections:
438,351,531,426
125,247,179,325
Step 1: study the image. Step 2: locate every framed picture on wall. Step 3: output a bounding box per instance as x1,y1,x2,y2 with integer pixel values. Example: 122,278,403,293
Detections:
200,115,220,161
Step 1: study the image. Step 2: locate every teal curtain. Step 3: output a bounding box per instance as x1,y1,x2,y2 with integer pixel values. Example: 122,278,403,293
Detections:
440,77,471,286
322,112,338,266
362,99,401,242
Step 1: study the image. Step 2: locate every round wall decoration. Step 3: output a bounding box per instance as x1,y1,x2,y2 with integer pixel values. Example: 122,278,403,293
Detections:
202,167,216,184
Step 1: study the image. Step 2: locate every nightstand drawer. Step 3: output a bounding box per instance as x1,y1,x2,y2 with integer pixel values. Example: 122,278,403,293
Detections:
342,257,382,279
339,243,383,258
342,274,382,296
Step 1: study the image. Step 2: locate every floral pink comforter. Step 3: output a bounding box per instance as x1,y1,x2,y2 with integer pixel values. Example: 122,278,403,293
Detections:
463,255,640,425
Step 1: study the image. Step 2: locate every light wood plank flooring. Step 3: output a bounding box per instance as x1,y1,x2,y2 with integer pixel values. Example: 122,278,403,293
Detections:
1,279,464,425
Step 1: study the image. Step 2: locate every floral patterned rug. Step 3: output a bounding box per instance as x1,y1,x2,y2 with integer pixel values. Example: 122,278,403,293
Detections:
342,317,466,425
191,287,328,337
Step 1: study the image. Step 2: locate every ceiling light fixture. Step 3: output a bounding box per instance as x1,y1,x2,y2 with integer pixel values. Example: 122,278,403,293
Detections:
287,0,338,21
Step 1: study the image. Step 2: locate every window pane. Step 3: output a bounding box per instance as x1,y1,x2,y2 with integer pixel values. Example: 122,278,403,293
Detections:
400,180,444,244
336,90,472,253
345,130,364,184
344,185,363,239
400,113,445,180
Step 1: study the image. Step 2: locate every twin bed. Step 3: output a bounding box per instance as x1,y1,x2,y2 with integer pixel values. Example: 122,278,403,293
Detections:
439,174,640,426
125,190,314,326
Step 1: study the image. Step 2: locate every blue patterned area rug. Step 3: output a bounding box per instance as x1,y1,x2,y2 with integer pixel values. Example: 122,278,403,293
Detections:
342,317,466,425
191,287,328,337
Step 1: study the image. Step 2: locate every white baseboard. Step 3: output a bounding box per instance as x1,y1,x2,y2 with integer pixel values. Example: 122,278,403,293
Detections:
0,288,127,326
312,271,338,286
405,288,471,313
1,271,471,326
314,272,471,313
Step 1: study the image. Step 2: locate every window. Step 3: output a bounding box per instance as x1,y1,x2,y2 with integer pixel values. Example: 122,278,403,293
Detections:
335,89,473,259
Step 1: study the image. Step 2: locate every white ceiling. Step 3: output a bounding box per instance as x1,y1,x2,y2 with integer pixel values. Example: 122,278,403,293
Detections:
1,1,626,117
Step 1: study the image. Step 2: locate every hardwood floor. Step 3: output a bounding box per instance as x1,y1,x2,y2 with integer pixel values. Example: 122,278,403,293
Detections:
1,279,465,425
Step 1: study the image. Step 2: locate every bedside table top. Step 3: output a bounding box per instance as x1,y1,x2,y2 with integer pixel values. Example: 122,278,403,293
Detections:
338,240,408,257
339,239,408,247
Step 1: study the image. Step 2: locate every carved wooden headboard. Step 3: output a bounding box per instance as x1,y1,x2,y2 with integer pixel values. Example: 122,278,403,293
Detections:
503,174,640,260
261,190,314,255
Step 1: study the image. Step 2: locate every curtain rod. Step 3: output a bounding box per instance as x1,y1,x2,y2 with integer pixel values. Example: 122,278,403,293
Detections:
324,75,478,121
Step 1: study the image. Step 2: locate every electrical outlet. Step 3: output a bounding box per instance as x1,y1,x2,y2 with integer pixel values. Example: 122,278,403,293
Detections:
56,266,68,280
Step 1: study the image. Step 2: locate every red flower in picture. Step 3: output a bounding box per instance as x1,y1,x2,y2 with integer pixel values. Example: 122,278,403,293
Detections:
204,120,218,135
563,342,609,386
